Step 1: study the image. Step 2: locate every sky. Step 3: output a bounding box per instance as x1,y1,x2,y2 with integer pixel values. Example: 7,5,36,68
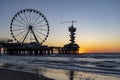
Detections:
0,0,120,53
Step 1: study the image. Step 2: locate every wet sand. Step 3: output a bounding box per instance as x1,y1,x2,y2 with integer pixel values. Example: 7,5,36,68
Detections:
0,68,54,80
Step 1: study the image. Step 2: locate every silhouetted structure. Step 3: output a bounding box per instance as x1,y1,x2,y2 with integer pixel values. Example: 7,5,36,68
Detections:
10,9,49,45
69,71,74,80
0,9,80,55
61,21,80,54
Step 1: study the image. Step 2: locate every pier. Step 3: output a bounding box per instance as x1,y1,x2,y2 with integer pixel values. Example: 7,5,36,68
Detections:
0,9,79,55
0,42,63,55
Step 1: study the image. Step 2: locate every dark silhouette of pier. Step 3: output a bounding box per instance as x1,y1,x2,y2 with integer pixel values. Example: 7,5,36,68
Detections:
0,22,79,55
0,9,80,55
0,42,62,55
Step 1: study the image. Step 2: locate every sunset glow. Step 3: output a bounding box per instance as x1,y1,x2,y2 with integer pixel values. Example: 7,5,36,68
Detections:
79,45,120,53
0,0,120,53
79,48,85,53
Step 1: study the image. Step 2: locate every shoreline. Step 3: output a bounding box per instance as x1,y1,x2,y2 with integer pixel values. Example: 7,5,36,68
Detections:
0,55,120,80
0,68,54,80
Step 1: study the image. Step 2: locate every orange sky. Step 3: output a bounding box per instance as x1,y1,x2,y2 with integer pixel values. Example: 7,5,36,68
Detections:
0,0,120,53
79,44,120,53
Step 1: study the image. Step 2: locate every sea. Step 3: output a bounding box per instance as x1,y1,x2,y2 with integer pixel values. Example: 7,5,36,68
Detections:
0,53,120,80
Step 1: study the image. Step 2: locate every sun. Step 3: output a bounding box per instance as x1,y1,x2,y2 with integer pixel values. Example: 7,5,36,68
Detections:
79,48,85,54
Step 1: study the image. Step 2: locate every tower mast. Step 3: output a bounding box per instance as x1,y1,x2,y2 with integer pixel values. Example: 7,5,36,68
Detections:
60,20,77,44
61,20,80,54
69,21,76,44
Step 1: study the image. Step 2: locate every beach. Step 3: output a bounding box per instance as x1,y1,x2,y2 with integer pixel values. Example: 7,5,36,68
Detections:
0,54,120,80
0,68,54,80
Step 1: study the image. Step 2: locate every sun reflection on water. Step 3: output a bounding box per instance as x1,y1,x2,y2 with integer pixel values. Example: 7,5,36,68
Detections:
38,67,120,80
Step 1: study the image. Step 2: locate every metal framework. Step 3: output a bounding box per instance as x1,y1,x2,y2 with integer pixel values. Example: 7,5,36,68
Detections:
10,9,49,45
61,20,79,54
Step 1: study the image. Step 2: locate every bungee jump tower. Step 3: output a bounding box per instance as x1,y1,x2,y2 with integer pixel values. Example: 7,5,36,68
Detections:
61,21,80,54
0,9,80,55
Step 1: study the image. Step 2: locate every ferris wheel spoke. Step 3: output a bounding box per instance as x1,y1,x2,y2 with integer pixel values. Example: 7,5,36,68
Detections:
23,12,29,25
22,30,30,43
19,31,28,42
30,31,34,43
14,29,27,37
32,14,40,25
34,24,47,28
25,34,29,43
14,19,27,26
18,14,28,25
29,11,31,24
34,31,43,41
12,24,26,27
12,28,27,31
35,29,46,37
22,34,29,43
34,19,44,26
35,27,47,31
31,12,36,24
11,9,49,44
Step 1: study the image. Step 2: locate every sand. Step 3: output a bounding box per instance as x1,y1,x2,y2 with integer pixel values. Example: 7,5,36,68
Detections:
0,68,54,80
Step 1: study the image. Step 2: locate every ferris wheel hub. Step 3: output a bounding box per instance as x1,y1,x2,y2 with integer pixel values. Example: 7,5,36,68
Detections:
29,25,33,30
10,9,50,45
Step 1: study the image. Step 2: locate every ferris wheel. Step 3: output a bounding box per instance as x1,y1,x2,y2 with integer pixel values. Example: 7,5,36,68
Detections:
10,9,49,45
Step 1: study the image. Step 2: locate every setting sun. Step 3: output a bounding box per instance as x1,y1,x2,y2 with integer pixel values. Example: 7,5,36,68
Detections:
79,48,85,53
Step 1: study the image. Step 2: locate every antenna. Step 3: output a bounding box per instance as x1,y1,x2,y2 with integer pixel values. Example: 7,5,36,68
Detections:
60,20,77,26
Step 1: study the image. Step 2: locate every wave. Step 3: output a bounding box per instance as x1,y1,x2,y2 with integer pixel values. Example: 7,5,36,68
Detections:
0,54,120,77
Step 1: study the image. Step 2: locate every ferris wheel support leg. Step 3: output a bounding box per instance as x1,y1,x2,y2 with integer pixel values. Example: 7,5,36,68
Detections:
31,30,40,45
22,30,29,43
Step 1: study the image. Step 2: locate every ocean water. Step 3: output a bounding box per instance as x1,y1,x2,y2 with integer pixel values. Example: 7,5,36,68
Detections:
0,53,120,80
